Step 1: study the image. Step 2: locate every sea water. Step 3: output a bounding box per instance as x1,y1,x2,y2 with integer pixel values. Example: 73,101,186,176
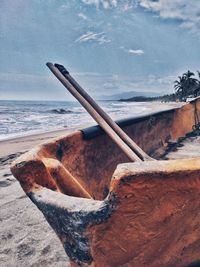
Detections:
0,100,175,141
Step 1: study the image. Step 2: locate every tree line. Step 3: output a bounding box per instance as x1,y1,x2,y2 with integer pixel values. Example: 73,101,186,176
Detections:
119,70,200,103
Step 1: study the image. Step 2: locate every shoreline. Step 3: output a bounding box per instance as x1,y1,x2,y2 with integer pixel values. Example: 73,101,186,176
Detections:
0,101,183,158
0,126,85,158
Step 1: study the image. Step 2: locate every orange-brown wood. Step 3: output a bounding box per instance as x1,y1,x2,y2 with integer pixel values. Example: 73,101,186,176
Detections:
10,98,200,266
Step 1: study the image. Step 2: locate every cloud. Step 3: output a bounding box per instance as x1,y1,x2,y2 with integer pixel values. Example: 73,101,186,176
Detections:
122,2,135,11
75,71,176,98
120,46,144,55
128,49,144,55
0,71,176,100
99,73,176,95
81,0,136,11
138,0,200,32
81,0,118,9
78,13,89,20
75,31,111,44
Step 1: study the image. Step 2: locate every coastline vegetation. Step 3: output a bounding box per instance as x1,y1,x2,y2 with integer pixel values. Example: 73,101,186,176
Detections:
119,70,200,102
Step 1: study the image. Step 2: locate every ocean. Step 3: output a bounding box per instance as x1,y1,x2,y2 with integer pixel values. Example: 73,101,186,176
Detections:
0,100,177,141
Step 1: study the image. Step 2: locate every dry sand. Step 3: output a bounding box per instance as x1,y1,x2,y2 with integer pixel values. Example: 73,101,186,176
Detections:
0,129,72,267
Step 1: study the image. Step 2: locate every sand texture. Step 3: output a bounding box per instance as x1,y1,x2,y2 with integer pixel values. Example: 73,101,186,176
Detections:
0,130,71,267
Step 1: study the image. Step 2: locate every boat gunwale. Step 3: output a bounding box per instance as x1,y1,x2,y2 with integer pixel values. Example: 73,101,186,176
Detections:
81,106,180,140
11,105,183,167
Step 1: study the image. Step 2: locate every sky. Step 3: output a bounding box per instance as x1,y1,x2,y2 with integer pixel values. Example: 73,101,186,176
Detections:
1,0,200,100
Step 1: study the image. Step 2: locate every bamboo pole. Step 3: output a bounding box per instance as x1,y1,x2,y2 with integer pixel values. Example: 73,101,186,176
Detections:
46,62,142,162
54,63,152,161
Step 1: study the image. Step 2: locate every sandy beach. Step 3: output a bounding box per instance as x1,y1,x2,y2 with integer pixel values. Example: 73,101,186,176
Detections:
0,129,72,267
2,0,200,264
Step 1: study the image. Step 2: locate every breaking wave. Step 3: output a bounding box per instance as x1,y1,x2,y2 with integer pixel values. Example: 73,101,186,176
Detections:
50,109,73,114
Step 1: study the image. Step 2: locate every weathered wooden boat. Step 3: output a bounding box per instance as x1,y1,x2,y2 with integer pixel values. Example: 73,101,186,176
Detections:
11,64,200,267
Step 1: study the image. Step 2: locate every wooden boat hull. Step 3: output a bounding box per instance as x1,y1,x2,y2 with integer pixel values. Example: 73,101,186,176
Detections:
11,99,200,266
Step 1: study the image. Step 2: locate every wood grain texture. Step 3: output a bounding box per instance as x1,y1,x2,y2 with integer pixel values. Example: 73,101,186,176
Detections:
87,159,200,266
10,99,200,266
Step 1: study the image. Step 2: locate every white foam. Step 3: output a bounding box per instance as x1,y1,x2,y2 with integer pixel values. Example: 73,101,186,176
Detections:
0,100,180,141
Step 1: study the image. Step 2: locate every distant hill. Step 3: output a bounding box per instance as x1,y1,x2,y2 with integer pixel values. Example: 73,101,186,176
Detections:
99,91,162,100
119,94,176,102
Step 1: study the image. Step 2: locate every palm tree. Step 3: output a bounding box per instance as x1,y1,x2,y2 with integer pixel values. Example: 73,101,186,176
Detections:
183,71,198,94
197,70,200,79
193,70,200,97
174,70,199,101
174,75,187,101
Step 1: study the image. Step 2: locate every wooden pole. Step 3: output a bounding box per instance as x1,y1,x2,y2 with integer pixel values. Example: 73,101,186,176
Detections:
46,62,142,162
54,64,152,161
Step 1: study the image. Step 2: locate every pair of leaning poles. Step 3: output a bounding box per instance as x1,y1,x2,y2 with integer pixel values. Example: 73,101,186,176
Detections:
46,63,153,163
